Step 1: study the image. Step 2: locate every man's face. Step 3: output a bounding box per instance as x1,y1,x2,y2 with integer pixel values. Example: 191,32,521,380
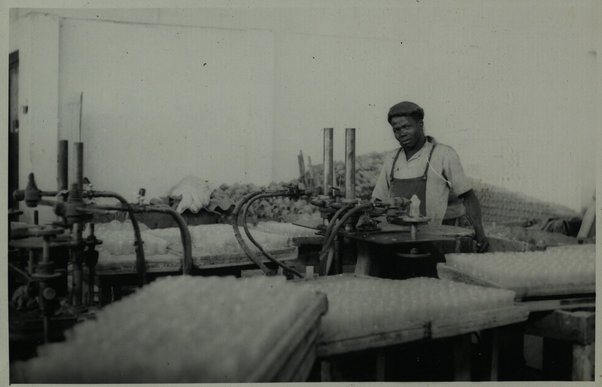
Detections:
390,116,424,150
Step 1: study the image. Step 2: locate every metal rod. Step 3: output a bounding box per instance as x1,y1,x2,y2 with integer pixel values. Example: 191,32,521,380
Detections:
72,223,84,307
78,92,83,142
57,140,68,191
42,238,50,264
323,128,333,195
345,128,356,200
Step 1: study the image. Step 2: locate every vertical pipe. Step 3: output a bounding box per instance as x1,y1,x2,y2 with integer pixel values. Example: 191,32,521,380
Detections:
345,128,356,200
323,128,333,195
73,142,84,307
74,142,84,190
72,223,83,307
57,140,68,191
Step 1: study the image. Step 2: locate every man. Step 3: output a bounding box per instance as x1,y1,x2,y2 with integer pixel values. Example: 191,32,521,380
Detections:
372,101,489,252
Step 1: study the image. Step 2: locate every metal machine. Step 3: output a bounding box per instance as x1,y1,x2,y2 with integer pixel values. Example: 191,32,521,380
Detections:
8,140,193,348
231,128,473,279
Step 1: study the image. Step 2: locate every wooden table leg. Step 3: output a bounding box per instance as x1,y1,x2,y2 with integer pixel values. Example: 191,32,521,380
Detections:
572,343,594,381
320,360,332,382
375,351,386,381
453,334,472,381
488,330,500,381
354,241,371,275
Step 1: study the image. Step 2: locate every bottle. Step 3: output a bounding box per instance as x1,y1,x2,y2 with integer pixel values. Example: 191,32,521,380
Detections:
409,195,421,218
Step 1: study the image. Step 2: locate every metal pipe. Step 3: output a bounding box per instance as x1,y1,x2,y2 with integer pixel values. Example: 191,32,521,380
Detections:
318,203,373,275
241,192,303,278
72,222,84,307
86,191,148,283
141,206,192,275
345,128,356,200
323,128,333,195
57,140,68,191
92,203,192,276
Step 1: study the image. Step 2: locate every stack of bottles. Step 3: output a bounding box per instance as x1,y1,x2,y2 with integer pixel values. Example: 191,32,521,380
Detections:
445,244,595,288
13,276,319,383
296,276,515,343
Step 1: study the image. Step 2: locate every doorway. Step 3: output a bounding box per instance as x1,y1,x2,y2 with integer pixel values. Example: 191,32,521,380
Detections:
9,51,19,211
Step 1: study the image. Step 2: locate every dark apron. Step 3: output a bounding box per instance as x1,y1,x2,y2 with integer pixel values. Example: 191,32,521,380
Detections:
388,143,437,217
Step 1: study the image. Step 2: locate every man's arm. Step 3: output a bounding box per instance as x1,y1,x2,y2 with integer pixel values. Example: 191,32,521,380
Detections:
371,156,392,202
459,189,489,252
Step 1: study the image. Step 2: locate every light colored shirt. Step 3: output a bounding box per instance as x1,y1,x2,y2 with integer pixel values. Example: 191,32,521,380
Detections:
371,140,472,224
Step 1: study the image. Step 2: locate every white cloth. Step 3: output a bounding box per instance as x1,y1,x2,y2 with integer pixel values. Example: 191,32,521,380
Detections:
371,141,472,224
169,176,213,214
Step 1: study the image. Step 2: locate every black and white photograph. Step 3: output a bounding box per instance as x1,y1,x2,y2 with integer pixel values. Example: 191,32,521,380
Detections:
4,1,599,384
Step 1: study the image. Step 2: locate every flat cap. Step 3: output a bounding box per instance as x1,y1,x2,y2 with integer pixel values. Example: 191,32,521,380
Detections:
387,101,424,123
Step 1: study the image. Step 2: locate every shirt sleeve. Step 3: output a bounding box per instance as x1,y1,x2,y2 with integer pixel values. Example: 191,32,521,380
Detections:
371,152,393,201
441,145,472,196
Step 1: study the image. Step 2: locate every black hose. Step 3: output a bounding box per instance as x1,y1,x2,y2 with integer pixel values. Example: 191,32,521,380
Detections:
322,203,355,245
231,191,272,274
318,203,373,275
241,192,303,278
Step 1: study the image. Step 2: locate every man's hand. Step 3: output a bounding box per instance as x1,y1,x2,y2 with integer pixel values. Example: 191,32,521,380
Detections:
474,232,489,253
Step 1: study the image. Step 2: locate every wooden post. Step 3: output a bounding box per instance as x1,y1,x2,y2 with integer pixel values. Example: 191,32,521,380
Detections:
323,128,333,195
572,343,594,381
57,140,68,190
453,334,472,381
354,241,371,275
298,150,307,186
375,352,387,381
345,128,356,200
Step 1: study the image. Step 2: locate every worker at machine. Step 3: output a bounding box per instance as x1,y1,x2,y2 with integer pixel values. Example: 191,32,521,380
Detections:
372,101,489,252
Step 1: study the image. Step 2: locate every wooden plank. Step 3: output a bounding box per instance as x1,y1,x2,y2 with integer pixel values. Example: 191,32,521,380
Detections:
577,202,596,241
437,263,595,299
431,306,529,339
436,263,505,289
317,324,428,357
193,246,298,269
291,236,324,246
272,321,320,382
95,247,298,275
524,309,595,345
519,296,595,312
488,237,535,252
247,293,328,382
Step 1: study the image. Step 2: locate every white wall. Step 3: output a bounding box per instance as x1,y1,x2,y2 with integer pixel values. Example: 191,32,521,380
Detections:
270,4,598,212
58,18,274,201
9,13,60,224
10,3,598,212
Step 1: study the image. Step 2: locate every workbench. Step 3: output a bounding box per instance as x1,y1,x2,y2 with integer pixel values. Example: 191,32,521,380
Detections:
296,274,529,382
437,253,596,381
347,223,475,278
